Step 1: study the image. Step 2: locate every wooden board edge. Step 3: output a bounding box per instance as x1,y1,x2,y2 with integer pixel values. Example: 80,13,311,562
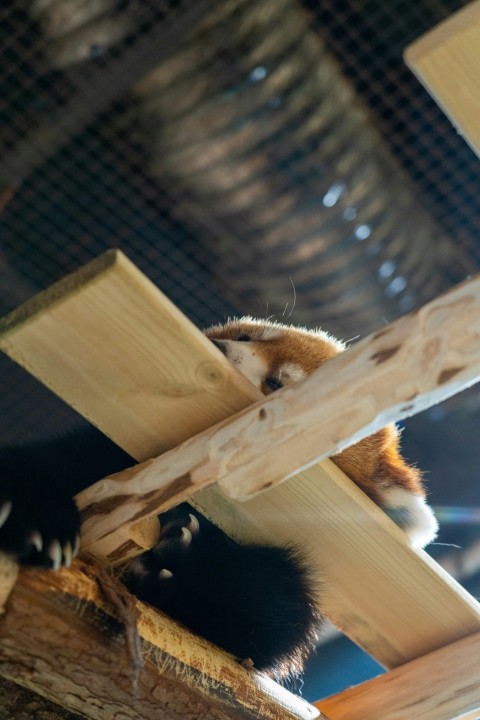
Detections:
0,558,323,720
315,630,480,720
404,0,480,64
0,249,122,338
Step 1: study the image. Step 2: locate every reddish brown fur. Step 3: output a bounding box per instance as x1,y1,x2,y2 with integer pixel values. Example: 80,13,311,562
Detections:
206,318,425,504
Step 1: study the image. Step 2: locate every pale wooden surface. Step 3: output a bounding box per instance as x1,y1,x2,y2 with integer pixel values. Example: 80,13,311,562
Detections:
0,249,257,462
316,630,480,720
72,265,480,554
2,251,480,672
405,0,480,158
2,250,480,531
0,560,322,720
79,454,480,669
0,555,18,613
75,267,480,517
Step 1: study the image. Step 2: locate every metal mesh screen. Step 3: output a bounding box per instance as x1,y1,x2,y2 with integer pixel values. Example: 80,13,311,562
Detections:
1,0,480,700
305,0,480,264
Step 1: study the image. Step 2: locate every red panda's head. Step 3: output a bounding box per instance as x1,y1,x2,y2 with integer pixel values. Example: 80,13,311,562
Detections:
204,316,345,395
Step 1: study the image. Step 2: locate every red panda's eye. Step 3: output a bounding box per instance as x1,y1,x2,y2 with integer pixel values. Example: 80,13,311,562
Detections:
265,377,283,392
237,334,251,341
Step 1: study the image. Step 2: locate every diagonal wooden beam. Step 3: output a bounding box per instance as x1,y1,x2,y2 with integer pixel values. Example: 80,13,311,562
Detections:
2,249,480,511
2,250,480,671
0,249,257,463
77,454,480,669
0,559,322,720
315,630,480,720
405,0,480,158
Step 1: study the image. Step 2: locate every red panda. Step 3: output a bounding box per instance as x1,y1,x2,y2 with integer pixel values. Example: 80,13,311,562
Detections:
205,317,438,549
0,316,438,680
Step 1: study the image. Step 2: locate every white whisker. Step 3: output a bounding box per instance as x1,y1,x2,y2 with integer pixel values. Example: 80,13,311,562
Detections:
287,277,296,319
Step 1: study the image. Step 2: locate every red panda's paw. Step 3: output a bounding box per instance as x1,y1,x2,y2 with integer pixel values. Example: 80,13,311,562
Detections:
121,505,321,676
381,487,438,548
0,476,81,569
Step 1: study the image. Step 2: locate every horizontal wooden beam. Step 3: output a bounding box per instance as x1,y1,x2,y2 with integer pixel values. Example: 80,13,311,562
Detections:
405,0,480,158
316,630,480,720
0,560,322,720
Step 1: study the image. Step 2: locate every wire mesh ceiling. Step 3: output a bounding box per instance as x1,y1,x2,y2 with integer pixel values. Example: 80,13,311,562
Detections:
1,0,478,334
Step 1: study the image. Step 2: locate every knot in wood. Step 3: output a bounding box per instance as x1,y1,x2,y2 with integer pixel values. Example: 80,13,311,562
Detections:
196,362,225,388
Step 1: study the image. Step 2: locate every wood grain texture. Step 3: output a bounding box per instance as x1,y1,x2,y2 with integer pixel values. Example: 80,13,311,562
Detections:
0,555,18,613
0,248,257,558
0,249,257,462
82,268,480,508
316,630,480,720
2,250,480,670
405,0,480,158
0,560,322,720
73,268,480,548
78,455,480,669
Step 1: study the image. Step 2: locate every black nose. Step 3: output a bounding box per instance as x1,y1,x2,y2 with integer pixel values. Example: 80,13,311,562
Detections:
211,338,227,355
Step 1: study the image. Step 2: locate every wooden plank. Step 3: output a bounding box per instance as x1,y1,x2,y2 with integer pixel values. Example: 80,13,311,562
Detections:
2,251,480,669
2,250,480,511
316,630,480,720
69,267,480,545
0,249,257,462
0,559,322,720
79,457,480,669
405,0,480,158
0,676,84,720
0,247,260,631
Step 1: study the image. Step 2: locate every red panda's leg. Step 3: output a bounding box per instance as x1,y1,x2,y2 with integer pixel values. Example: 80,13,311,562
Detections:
333,426,438,548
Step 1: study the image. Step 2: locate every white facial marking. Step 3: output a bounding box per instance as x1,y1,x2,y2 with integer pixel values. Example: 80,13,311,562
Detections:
382,486,439,548
222,341,269,390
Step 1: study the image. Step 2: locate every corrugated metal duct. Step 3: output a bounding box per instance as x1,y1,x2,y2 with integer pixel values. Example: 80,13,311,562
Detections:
134,0,469,338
